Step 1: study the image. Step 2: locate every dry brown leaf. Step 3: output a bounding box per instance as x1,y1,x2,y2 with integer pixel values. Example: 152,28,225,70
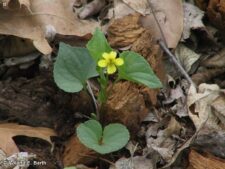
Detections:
140,0,183,48
146,117,182,163
192,68,225,85
192,130,225,159
0,123,56,156
63,135,95,167
207,0,225,30
0,0,99,54
188,149,225,169
194,0,208,10
175,44,201,72
211,95,225,126
181,3,205,41
187,83,224,130
202,49,225,68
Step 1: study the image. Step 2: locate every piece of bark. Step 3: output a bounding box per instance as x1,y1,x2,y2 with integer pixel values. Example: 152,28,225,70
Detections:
188,149,225,169
101,81,148,136
107,13,145,48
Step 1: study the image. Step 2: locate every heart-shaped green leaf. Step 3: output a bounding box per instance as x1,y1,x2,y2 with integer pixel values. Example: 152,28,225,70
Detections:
87,28,112,62
53,43,98,93
77,120,130,154
118,51,162,88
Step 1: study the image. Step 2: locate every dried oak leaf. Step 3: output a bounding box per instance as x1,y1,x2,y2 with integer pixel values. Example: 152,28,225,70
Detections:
0,0,99,54
0,123,56,156
107,13,145,48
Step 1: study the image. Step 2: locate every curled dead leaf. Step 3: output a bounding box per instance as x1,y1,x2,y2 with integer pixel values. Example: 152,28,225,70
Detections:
0,123,56,156
0,0,99,54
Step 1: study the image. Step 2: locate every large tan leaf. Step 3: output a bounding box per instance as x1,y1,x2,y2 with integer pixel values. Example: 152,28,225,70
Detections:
0,123,56,156
140,0,183,48
122,0,150,15
0,0,99,54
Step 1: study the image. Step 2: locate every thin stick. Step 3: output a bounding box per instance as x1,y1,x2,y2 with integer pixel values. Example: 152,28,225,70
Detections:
87,80,100,119
147,0,195,86
147,0,168,47
158,40,195,86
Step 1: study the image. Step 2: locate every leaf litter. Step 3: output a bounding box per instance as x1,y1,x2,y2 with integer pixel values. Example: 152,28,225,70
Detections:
1,0,225,169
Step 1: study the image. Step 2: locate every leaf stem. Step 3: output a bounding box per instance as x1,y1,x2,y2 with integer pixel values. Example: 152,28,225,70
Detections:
87,80,100,119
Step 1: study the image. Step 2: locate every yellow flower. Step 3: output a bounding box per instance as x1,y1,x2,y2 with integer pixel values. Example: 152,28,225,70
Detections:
98,51,124,74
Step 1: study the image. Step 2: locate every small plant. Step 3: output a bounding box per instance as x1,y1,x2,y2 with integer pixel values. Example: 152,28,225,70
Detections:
53,28,162,154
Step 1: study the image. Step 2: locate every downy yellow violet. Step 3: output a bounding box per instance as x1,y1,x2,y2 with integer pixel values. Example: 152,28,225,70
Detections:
98,51,124,74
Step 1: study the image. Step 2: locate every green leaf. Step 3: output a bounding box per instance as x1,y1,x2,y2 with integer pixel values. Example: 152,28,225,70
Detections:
118,51,162,88
53,43,98,93
77,120,130,154
87,28,112,62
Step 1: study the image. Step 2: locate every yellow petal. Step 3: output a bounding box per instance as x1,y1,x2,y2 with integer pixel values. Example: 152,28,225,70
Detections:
107,64,117,74
109,51,117,59
98,59,107,67
102,52,109,59
114,58,124,66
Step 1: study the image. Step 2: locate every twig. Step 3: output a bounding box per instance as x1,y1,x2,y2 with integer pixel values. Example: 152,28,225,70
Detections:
147,0,168,47
87,80,100,119
158,40,195,86
147,0,195,87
